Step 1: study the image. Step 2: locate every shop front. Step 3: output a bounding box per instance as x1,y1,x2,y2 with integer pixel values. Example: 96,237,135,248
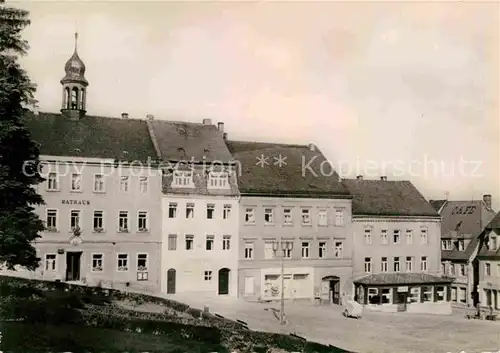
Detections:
354,273,454,315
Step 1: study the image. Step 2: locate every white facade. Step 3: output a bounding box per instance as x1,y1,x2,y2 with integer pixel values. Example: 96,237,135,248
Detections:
161,195,239,296
3,156,163,292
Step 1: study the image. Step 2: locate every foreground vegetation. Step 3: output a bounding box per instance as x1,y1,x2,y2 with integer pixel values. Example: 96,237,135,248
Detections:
0,276,349,353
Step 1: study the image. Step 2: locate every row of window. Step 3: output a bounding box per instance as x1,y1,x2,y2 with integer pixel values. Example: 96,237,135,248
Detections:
484,262,500,277
441,239,465,251
168,203,232,220
244,207,345,226
366,286,445,304
44,253,149,280
363,228,428,245
450,286,467,303
45,209,149,233
167,234,232,251
46,172,149,194
172,171,230,189
441,262,468,277
364,256,428,273
243,240,344,259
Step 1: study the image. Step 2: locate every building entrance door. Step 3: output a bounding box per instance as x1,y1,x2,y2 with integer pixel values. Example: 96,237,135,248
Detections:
65,252,82,281
396,292,407,312
322,276,341,304
218,268,230,295
167,269,176,294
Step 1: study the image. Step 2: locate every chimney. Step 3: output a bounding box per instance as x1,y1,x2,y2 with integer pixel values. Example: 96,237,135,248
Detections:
380,176,387,181
121,112,129,119
223,132,228,140
202,118,212,125
146,114,154,120
356,175,363,180
217,122,224,133
483,194,492,209
308,143,316,152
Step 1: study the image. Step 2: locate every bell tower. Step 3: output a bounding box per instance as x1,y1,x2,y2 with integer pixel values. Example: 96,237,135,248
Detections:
61,32,89,120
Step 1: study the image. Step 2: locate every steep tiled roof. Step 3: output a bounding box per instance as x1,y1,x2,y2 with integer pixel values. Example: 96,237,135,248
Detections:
353,273,454,285
23,112,157,162
341,179,439,217
476,211,500,258
226,141,351,198
148,120,233,162
486,210,500,229
429,200,447,212
439,201,494,239
438,200,496,261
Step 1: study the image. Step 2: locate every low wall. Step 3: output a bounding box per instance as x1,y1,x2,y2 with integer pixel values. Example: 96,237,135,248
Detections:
0,269,158,294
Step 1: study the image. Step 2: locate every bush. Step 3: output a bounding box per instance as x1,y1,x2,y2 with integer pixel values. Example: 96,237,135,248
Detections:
82,310,222,344
0,296,83,325
164,299,190,312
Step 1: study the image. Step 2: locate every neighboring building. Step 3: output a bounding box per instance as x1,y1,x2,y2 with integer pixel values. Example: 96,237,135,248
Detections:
430,195,496,307
226,141,353,304
343,177,453,314
153,120,240,296
5,35,163,292
472,210,500,310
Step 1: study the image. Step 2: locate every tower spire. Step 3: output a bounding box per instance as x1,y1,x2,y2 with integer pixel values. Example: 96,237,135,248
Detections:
74,32,78,53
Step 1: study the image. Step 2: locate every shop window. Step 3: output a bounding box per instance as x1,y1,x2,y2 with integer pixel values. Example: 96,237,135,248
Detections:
436,286,445,302
408,287,420,303
368,288,378,304
381,288,391,304
422,286,433,302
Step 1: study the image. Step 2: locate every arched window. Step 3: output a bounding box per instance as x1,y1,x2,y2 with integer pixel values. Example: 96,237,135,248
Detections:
71,87,79,109
80,89,85,110
64,87,70,109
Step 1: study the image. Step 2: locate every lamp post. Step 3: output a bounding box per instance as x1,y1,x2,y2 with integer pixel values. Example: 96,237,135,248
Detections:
272,238,294,325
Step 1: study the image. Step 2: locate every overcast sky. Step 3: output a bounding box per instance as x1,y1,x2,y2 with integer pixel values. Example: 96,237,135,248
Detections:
12,0,500,209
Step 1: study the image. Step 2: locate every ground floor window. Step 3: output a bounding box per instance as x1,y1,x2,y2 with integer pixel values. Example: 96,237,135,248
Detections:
422,286,432,302
381,288,391,304
91,254,103,272
459,287,466,304
204,270,212,282
484,289,492,306
45,254,56,271
368,288,378,304
408,287,420,303
117,253,129,271
264,274,280,298
451,287,457,302
137,253,148,281
436,286,445,302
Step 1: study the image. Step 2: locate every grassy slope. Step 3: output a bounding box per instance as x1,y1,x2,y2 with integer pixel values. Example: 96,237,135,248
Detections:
1,322,226,353
0,276,348,353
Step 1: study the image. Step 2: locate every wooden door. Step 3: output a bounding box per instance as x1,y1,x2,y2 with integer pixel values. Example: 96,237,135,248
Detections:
167,269,176,294
218,268,230,295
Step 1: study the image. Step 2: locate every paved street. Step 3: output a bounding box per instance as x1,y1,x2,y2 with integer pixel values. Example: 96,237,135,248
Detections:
167,293,500,353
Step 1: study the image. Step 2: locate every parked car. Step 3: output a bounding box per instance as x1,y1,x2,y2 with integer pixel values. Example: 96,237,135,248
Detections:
343,299,363,319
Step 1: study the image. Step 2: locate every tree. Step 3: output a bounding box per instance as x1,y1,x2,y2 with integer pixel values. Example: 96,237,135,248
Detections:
0,4,45,270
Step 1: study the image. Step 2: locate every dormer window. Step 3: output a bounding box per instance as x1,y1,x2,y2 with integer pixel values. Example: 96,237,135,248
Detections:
457,239,465,251
487,235,498,251
172,170,194,188
208,172,229,189
441,240,452,250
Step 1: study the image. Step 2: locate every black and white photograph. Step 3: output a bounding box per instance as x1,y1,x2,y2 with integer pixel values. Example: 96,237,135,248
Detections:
0,0,498,352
